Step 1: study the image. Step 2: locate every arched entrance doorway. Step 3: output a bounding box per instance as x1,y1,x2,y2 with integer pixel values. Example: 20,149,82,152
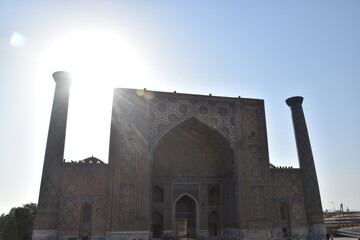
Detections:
175,195,197,239
280,203,291,236
208,211,220,237
152,211,164,238
152,117,236,238
80,203,92,240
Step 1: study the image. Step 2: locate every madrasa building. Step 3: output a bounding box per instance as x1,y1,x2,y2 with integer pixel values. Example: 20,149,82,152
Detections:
33,72,325,240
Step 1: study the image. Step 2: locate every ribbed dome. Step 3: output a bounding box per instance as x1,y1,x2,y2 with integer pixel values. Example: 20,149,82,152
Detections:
79,156,104,164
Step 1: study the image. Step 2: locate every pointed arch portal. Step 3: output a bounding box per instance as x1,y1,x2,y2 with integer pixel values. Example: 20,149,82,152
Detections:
175,195,197,238
208,211,220,237
280,203,291,236
80,203,92,239
153,117,233,177
152,117,236,238
152,211,164,238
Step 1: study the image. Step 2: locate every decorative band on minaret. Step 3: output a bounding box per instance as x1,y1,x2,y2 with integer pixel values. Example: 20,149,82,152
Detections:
33,72,71,238
286,96,324,226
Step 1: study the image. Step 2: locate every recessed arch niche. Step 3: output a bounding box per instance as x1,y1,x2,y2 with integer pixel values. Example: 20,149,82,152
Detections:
153,117,233,177
80,203,92,238
152,117,236,236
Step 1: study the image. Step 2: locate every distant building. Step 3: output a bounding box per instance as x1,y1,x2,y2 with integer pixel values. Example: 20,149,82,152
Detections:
33,72,325,240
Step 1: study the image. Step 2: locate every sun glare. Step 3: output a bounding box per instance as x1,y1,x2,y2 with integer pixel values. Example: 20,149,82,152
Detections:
36,29,152,162
39,29,150,87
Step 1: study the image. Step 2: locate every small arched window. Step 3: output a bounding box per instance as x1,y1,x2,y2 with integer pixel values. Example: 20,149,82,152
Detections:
208,187,220,205
82,204,92,223
153,186,164,202
280,203,291,236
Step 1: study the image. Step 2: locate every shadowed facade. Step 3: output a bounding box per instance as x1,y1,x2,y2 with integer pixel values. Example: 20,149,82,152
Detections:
33,72,325,240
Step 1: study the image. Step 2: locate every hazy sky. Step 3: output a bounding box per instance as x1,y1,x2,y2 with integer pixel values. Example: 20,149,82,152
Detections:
1,0,359,215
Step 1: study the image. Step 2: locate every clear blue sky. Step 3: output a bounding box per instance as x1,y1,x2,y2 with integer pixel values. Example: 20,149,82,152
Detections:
1,0,359,215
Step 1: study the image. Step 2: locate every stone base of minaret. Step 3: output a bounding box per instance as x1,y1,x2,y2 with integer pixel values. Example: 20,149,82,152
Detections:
308,223,326,240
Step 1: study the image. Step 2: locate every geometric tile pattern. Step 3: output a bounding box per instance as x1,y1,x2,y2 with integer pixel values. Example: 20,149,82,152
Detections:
64,171,78,195
119,135,137,178
62,198,76,231
83,173,95,195
118,183,136,225
250,185,266,220
150,96,236,144
249,145,262,181
272,170,307,226
274,171,303,197
245,108,260,140
57,165,107,236
291,198,306,224
35,84,323,238
95,175,105,195
244,103,269,224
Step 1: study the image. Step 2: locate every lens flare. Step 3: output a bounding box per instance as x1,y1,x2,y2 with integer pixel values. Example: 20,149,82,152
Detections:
10,32,26,47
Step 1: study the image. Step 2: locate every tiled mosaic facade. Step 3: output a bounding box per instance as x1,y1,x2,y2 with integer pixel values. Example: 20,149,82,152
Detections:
150,95,237,145
270,169,307,227
34,81,325,240
56,162,107,237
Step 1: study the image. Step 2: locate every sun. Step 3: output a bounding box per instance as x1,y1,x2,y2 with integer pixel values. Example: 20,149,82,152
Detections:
38,29,150,88
36,29,152,162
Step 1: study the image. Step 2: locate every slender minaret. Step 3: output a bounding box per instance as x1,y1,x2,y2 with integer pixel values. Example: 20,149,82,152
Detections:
33,71,71,240
286,96,325,239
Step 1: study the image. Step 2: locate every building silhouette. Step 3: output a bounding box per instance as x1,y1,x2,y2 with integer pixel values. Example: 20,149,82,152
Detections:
33,72,325,240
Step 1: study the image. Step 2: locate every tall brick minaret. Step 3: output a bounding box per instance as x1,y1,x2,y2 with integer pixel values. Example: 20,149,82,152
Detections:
286,96,325,239
33,71,71,240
